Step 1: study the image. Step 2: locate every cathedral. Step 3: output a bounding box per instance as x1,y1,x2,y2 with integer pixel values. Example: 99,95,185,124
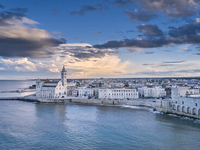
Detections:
36,66,67,99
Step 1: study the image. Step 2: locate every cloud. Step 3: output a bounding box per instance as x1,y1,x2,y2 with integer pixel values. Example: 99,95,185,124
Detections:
0,9,65,58
145,51,154,54
126,30,134,33
136,0,198,18
162,60,186,64
93,22,200,49
70,4,108,16
0,58,36,71
94,31,101,34
128,60,200,77
183,47,191,51
32,43,130,78
50,31,62,34
125,9,157,22
137,24,163,36
117,0,200,18
21,17,39,24
168,23,200,37
142,63,154,66
127,48,145,53
93,36,169,49
60,43,118,60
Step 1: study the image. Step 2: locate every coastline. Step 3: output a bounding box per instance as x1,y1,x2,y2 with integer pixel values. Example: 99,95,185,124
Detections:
1,95,200,120
0,95,160,108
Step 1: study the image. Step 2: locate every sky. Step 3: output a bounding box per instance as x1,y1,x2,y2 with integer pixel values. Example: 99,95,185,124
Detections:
1,0,200,79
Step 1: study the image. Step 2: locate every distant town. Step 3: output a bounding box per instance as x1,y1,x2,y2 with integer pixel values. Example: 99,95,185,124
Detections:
26,66,199,119
65,76,200,99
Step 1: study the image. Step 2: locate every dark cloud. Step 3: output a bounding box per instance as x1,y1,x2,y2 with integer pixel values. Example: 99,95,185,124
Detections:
0,37,65,58
125,9,157,22
10,8,28,13
137,24,163,36
145,52,154,54
0,9,66,58
168,24,200,38
116,0,199,18
62,46,118,60
93,36,169,49
58,36,67,43
142,63,154,66
162,60,186,64
126,30,134,33
70,4,107,16
93,22,200,49
0,4,5,9
113,0,199,21
0,11,25,26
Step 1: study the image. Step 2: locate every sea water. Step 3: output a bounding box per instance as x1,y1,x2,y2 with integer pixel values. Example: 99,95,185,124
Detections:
0,80,200,150
0,80,36,97
0,101,200,150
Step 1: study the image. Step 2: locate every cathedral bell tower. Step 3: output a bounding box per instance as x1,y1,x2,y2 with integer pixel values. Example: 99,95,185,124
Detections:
61,65,67,87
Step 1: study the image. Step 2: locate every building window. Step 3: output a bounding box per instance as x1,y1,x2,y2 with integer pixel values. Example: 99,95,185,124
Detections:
182,101,184,105
196,103,197,106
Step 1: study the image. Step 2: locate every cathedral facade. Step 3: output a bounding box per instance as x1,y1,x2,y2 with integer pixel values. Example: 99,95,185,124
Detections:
36,66,67,99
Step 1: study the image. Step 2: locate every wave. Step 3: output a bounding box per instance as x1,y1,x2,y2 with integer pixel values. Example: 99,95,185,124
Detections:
167,113,200,124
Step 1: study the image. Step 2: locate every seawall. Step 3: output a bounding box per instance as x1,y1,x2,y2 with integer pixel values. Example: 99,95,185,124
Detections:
155,99,200,119
71,98,160,108
0,96,161,109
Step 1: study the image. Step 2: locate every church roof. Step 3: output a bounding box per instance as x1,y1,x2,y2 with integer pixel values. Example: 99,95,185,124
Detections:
61,66,67,72
44,81,59,83
40,79,50,82
42,85,57,87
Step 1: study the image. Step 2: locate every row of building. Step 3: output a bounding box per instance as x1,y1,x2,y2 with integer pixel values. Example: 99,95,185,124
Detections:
35,66,200,119
35,66,200,101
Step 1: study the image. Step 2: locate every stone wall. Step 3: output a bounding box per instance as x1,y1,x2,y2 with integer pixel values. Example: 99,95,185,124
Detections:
71,98,161,108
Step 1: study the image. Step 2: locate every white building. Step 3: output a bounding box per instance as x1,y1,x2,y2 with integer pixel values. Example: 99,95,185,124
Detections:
171,87,200,116
138,87,166,98
172,86,199,97
36,66,67,99
99,88,138,99
78,87,94,97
